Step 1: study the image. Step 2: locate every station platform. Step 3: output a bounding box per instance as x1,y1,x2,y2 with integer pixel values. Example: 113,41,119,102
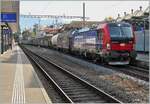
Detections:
0,44,52,104
136,53,149,63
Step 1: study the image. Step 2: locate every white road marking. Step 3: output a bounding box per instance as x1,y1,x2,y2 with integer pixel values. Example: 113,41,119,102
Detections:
12,46,25,104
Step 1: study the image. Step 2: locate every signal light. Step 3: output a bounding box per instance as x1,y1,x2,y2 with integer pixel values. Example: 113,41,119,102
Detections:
106,43,111,50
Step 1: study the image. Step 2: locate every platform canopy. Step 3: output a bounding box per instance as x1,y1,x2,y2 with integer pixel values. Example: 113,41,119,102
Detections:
1,0,20,33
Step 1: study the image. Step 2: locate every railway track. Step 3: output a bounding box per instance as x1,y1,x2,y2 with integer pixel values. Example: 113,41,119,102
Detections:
67,50,149,81
126,65,149,81
24,45,149,82
21,46,122,103
131,60,149,70
53,48,149,82
127,65,149,73
59,50,149,81
99,64,149,82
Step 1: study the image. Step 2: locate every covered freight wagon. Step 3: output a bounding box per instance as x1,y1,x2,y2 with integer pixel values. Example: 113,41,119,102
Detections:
51,30,73,52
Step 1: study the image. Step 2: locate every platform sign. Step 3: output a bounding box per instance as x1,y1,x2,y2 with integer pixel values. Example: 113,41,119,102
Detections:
1,13,17,22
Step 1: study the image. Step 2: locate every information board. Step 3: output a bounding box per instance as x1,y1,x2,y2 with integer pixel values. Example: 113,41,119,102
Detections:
1,13,17,22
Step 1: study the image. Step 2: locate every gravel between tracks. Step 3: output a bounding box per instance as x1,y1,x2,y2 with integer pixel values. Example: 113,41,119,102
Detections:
24,45,149,103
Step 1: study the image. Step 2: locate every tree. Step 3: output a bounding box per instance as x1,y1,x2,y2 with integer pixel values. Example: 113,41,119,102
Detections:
22,30,31,40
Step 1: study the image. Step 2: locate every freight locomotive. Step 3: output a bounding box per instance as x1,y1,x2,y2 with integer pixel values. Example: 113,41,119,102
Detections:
26,22,137,65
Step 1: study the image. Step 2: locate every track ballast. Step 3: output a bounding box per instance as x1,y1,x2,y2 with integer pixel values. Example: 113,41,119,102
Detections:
21,45,122,103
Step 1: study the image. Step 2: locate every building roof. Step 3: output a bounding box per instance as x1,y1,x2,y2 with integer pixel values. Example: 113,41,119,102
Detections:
132,10,144,17
122,14,133,20
63,21,103,29
43,28,60,34
117,6,149,22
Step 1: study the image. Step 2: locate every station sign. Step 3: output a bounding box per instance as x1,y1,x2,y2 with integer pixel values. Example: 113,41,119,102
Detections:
1,12,17,22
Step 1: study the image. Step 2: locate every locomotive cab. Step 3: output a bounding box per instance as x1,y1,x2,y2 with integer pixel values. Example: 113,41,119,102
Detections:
100,22,137,65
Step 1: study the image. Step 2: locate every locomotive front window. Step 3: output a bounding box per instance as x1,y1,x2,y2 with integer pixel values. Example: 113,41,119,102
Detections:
109,25,133,38
120,26,133,38
109,26,121,37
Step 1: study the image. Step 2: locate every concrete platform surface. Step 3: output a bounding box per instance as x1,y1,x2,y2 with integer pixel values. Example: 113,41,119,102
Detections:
0,44,52,104
136,53,149,63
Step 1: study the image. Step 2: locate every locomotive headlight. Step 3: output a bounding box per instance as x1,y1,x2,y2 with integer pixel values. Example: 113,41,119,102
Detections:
106,43,111,50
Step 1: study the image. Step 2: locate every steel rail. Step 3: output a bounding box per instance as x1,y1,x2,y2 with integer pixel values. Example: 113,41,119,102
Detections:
23,45,149,82
22,45,122,103
100,64,149,82
127,65,149,73
22,46,73,103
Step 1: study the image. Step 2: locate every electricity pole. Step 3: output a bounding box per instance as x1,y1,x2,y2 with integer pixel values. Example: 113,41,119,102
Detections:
83,2,85,27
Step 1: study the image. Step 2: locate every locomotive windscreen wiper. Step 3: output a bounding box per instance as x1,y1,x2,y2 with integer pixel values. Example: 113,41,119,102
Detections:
109,25,133,38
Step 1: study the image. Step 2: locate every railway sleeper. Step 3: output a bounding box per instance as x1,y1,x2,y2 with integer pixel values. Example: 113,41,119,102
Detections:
72,97,106,103
65,91,96,95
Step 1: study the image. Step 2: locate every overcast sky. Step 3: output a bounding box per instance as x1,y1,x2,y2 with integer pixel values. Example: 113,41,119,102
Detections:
20,1,149,21
20,1,149,31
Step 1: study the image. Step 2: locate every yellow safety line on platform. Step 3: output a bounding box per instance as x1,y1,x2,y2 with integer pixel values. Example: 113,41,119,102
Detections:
12,46,25,104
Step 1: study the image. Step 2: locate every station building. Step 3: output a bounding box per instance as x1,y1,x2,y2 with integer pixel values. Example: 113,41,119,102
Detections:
0,0,20,54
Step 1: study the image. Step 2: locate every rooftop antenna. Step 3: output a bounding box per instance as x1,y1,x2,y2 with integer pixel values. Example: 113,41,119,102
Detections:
139,6,142,11
131,9,134,14
124,12,127,16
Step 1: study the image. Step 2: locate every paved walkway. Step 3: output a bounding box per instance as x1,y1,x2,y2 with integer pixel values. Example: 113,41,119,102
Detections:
0,44,52,104
136,53,149,63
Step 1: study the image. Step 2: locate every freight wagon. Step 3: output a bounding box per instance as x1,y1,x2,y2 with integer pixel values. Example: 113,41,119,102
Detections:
24,22,137,65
